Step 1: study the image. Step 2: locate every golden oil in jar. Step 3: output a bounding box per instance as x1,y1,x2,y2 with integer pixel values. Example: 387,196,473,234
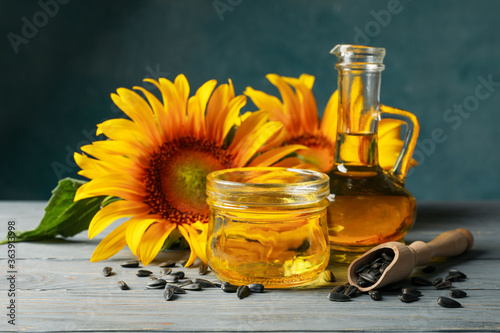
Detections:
206,167,330,288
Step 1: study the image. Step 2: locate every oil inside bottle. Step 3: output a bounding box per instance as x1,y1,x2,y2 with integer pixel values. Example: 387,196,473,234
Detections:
328,133,416,263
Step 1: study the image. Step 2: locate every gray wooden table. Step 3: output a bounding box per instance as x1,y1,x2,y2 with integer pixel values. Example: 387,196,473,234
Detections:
1,201,499,332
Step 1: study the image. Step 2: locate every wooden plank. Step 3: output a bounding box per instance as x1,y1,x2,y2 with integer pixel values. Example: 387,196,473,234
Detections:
1,201,500,332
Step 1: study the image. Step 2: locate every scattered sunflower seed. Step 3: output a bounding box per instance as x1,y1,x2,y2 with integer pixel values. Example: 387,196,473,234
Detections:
221,282,239,293
368,290,382,301
194,279,216,288
411,276,433,286
437,296,462,308
159,261,176,268
445,271,465,282
449,269,467,279
211,280,223,288
433,277,443,286
322,270,336,282
199,264,209,276
176,279,194,287
182,283,202,291
402,288,422,297
332,285,346,294
146,279,167,289
422,265,436,273
102,267,112,277
136,269,153,277
166,284,186,294
344,285,359,297
449,289,467,298
435,281,453,290
149,276,158,281
164,275,179,283
328,292,351,302
117,281,130,290
171,271,185,279
237,285,251,299
121,260,139,268
159,268,172,276
179,259,188,267
398,292,419,303
248,283,265,293
163,286,175,301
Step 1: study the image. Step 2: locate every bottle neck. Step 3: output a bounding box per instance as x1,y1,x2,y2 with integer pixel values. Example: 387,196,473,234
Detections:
334,68,383,171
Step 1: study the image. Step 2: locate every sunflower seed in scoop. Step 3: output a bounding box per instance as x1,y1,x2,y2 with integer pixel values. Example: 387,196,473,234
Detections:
163,287,175,301
146,279,167,289
121,260,139,268
136,269,152,277
117,281,130,290
237,285,251,299
248,283,264,293
159,260,176,268
328,292,351,302
182,283,202,291
437,296,462,308
102,267,112,277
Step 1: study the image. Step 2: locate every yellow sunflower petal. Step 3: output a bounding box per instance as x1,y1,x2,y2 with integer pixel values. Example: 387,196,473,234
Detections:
112,89,162,146
88,200,149,239
271,156,303,168
96,118,149,149
133,86,169,141
320,90,338,140
248,144,308,167
90,221,129,262
233,121,284,167
126,216,159,256
229,110,269,152
75,175,145,202
137,222,176,266
221,95,247,143
244,87,283,114
178,224,208,267
206,83,229,140
267,74,300,131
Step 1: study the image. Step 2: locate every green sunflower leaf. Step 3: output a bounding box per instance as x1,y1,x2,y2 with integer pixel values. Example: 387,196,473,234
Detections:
0,178,104,244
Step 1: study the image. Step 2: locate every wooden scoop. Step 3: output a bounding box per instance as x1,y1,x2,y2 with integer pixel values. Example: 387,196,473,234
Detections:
347,228,474,292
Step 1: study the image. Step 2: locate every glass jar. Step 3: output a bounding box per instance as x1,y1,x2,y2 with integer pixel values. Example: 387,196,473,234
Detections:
206,167,330,288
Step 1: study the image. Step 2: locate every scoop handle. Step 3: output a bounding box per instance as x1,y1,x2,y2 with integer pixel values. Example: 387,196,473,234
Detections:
409,228,474,266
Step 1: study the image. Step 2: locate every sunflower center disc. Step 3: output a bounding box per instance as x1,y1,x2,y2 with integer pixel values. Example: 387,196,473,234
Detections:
144,137,233,224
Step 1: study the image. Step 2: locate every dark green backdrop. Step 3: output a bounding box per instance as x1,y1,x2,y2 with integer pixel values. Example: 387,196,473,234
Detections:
2,0,499,200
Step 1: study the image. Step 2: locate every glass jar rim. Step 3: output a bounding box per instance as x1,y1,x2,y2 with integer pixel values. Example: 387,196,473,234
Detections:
206,167,330,206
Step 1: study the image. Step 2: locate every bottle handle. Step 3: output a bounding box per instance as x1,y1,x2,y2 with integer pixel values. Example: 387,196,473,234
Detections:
379,105,420,181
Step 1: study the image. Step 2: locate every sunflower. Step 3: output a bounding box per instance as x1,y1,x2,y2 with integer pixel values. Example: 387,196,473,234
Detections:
245,74,417,173
74,75,306,266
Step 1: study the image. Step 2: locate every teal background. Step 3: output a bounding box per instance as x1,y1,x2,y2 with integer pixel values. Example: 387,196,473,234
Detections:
1,0,499,200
